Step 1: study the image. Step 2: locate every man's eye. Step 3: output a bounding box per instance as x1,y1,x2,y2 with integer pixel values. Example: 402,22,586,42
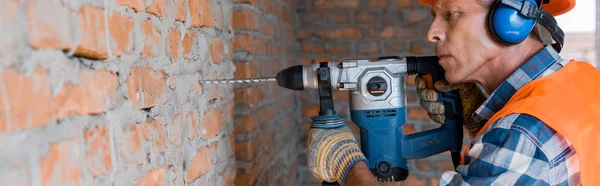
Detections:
446,11,461,20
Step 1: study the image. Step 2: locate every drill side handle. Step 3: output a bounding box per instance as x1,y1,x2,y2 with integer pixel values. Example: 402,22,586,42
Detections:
403,56,464,160
401,91,464,159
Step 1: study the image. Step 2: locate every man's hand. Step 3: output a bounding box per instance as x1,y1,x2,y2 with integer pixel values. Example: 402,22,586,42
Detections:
415,76,486,135
307,125,367,185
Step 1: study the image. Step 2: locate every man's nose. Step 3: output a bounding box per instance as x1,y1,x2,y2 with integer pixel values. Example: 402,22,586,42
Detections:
426,21,444,43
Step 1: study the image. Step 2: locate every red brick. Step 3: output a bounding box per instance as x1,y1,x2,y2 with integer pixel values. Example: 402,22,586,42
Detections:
235,156,270,186
433,160,455,171
0,69,51,133
54,70,118,119
403,175,427,185
314,27,361,39
142,20,161,57
263,0,276,15
190,0,215,27
408,107,429,120
406,8,429,22
394,0,412,7
209,39,225,64
314,56,333,63
183,30,195,60
261,21,275,37
40,139,82,186
168,29,181,61
84,126,112,176
234,61,258,78
144,117,167,153
328,44,348,54
188,110,201,141
117,0,144,11
234,116,257,133
120,125,145,164
187,147,211,181
357,41,379,54
146,0,166,16
227,101,235,122
74,6,109,59
135,165,167,186
173,0,187,22
302,105,320,117
314,0,359,8
27,0,72,50
384,40,405,53
301,11,323,24
297,29,311,40
414,159,431,171
234,87,264,108
126,68,167,109
234,34,253,54
367,0,387,8
235,140,254,161
356,11,376,24
370,26,420,39
281,8,293,24
0,69,118,134
202,108,223,138
333,91,349,101
410,41,434,55
232,9,256,30
298,58,313,66
301,42,325,53
109,13,134,56
430,177,440,186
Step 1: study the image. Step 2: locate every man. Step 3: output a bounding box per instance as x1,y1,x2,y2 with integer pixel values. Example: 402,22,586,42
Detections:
307,0,600,185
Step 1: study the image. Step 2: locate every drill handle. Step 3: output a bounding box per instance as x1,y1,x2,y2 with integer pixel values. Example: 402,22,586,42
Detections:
401,56,464,159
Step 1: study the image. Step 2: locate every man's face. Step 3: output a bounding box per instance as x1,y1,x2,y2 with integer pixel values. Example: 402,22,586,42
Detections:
427,0,503,83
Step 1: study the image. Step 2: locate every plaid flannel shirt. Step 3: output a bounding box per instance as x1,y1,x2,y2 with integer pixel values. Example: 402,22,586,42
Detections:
439,45,581,186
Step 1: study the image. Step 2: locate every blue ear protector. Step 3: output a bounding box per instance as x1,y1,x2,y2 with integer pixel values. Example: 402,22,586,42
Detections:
487,0,565,52
488,0,540,45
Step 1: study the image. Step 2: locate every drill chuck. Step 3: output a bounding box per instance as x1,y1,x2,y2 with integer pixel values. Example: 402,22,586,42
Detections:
276,65,305,90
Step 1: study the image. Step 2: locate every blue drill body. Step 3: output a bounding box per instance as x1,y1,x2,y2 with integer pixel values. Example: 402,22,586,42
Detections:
275,56,464,184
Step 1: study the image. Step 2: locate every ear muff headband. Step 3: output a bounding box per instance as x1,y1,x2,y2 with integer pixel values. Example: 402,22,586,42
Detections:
488,0,565,52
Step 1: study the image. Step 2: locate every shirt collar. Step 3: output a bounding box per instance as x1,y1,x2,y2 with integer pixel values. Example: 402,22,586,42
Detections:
472,45,564,125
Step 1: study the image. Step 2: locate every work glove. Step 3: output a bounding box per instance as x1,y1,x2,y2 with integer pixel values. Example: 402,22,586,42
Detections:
415,76,486,135
307,125,367,185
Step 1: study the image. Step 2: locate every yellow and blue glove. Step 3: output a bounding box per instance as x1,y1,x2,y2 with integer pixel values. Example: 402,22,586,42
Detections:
415,76,487,135
307,125,367,185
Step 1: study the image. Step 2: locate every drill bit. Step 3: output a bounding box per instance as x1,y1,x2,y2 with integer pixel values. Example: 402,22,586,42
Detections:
199,77,277,84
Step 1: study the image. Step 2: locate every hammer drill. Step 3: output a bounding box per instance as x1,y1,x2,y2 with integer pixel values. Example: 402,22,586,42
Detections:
201,56,464,183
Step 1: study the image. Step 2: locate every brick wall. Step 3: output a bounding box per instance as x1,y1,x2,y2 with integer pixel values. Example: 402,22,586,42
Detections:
230,0,302,186
0,0,235,185
296,0,458,185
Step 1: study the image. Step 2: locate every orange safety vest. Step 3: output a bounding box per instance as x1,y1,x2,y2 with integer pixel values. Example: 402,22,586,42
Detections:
462,61,600,185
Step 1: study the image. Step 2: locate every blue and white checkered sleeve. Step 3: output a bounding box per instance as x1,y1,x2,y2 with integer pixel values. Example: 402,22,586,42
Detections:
438,114,552,186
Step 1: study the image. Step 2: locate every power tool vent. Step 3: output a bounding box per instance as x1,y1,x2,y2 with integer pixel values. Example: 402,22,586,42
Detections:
366,110,396,117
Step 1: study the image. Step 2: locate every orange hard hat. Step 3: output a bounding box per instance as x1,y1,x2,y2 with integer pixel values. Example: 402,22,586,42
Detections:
418,0,575,16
